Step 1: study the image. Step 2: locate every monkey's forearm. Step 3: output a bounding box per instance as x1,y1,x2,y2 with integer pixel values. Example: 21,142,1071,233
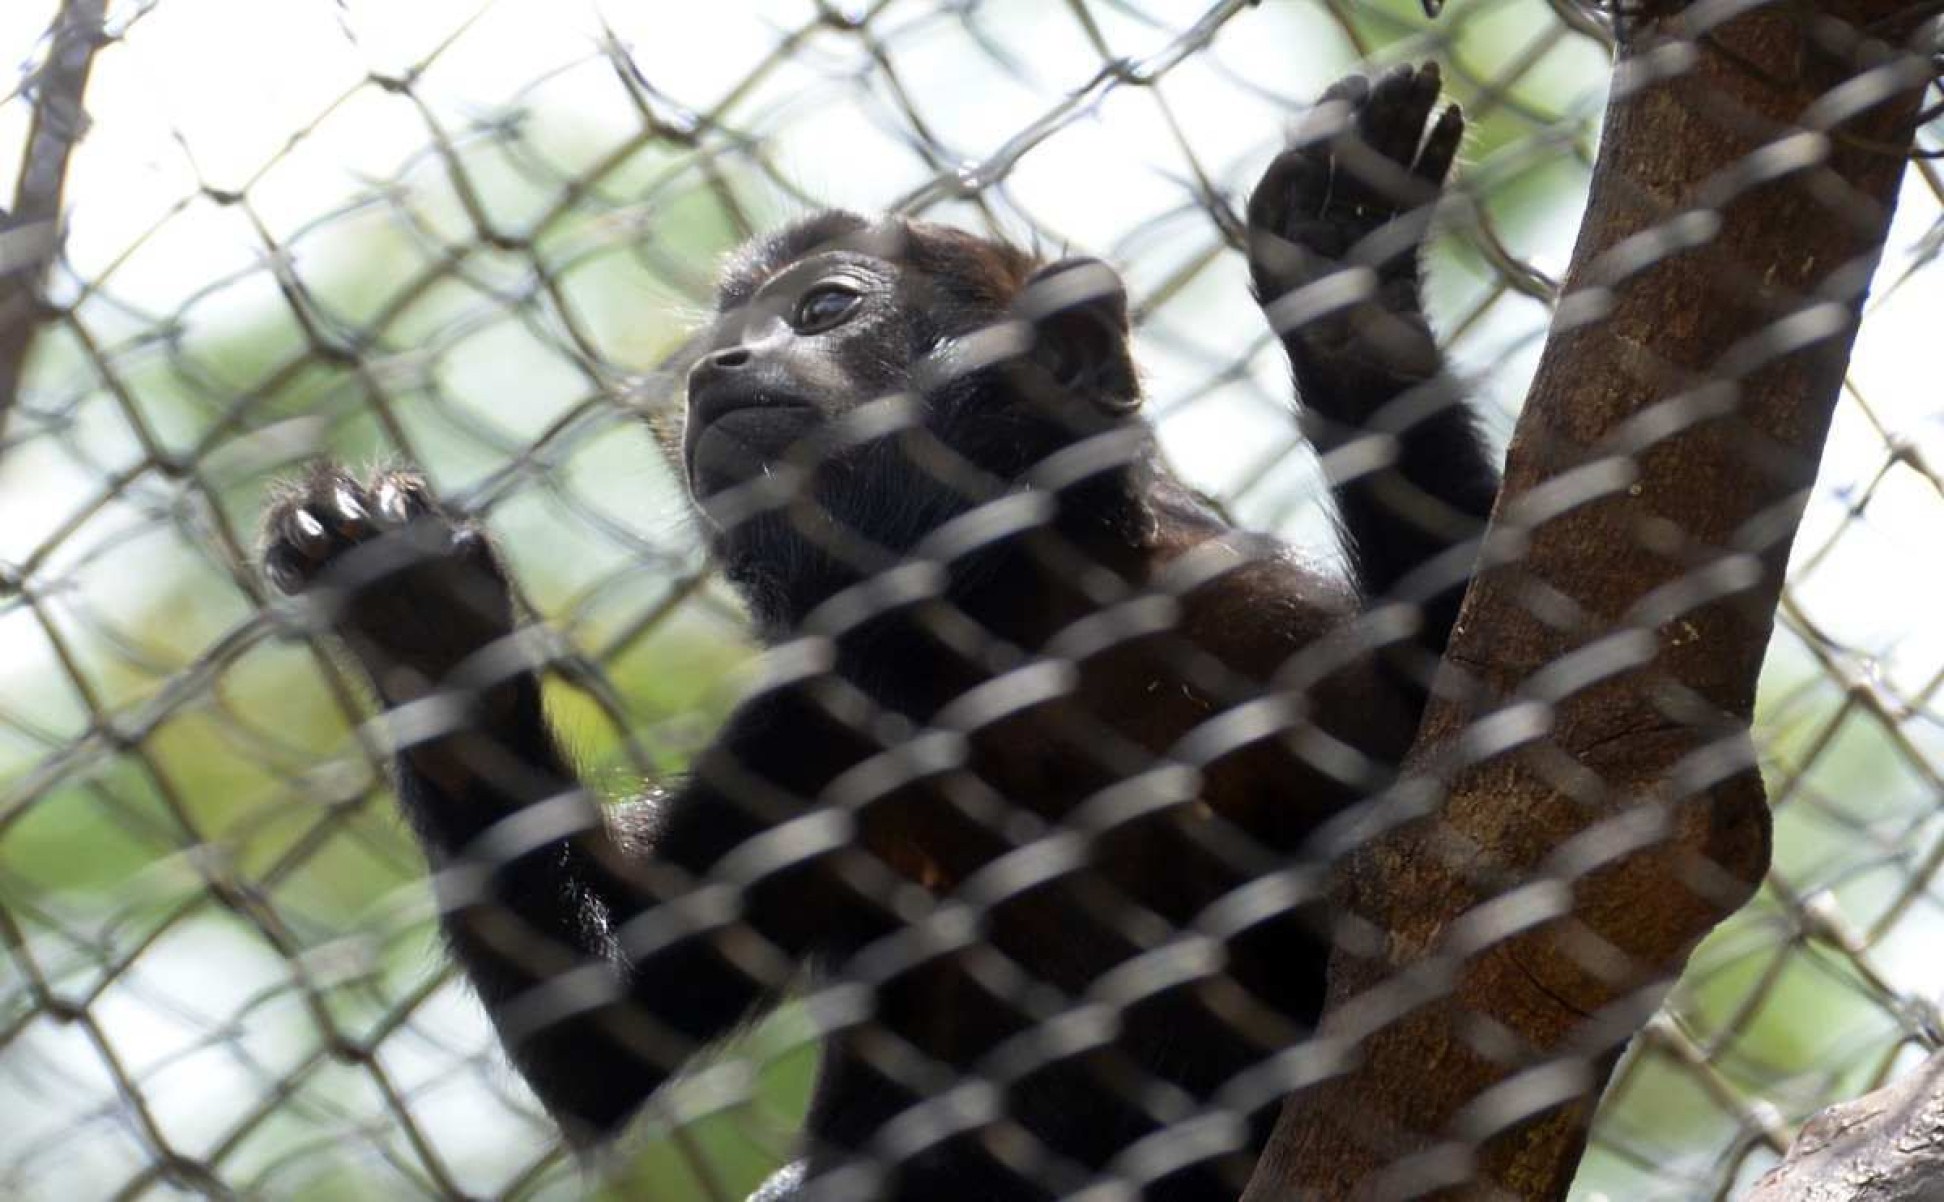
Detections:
377,668,667,1137
1284,295,1495,616
349,625,815,1140
399,672,883,1145
1313,373,1497,660
1245,64,1499,660
262,466,785,1138
385,675,799,1141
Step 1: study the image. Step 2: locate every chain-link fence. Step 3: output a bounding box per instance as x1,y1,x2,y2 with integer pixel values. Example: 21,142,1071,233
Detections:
1,0,1940,1199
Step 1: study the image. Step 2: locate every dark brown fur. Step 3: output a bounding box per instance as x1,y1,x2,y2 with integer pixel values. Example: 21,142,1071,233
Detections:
260,65,1494,1202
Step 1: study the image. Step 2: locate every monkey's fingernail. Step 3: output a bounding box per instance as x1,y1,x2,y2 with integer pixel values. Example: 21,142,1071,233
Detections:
291,510,330,555
375,481,411,525
333,487,370,534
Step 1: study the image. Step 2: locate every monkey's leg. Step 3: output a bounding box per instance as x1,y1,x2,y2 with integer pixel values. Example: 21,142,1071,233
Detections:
263,465,788,1142
1247,64,1499,661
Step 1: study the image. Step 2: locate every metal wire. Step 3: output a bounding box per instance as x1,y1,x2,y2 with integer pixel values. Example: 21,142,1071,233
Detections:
0,0,1939,1199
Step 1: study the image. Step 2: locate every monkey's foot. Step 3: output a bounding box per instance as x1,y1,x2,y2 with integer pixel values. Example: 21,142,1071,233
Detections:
263,464,517,696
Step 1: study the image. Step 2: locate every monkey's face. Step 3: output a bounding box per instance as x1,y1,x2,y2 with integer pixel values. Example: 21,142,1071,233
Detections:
683,247,927,503
681,217,1146,629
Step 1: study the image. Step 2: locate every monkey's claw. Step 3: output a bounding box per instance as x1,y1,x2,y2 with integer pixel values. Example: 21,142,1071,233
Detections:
1246,63,1462,304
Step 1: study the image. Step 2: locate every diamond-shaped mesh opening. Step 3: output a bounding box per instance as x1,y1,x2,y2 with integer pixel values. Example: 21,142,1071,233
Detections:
2,1,1941,1199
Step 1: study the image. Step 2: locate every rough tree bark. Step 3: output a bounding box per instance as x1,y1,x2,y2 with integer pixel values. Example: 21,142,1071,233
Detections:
1243,3,1934,1199
1743,1051,1944,1202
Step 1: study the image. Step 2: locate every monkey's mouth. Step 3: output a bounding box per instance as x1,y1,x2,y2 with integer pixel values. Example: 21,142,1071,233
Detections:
684,385,824,493
688,383,819,439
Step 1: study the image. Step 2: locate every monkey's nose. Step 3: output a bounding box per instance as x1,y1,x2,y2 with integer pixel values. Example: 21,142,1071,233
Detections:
687,346,753,397
692,346,750,379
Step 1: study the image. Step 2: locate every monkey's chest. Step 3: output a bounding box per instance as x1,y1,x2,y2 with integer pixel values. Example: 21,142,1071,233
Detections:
858,668,1339,906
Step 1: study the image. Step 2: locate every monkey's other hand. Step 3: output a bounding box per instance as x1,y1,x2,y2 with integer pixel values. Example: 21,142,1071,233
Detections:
1248,62,1460,296
1247,64,1460,404
262,464,517,703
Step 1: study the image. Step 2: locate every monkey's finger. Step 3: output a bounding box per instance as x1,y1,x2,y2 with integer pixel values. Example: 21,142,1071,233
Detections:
450,525,496,572
372,478,410,527
279,506,333,560
1361,65,1437,171
371,474,433,528
263,542,310,594
319,480,372,540
1414,104,1464,187
1317,72,1371,110
1285,74,1366,150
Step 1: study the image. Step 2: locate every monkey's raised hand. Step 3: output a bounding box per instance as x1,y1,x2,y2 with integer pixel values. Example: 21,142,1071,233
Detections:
1247,63,1462,419
262,465,517,706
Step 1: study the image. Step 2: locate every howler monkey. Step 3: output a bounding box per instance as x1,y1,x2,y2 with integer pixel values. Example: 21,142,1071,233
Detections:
262,65,1497,1201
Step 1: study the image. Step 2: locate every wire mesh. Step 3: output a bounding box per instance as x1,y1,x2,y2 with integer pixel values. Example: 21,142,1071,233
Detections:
0,0,1940,1199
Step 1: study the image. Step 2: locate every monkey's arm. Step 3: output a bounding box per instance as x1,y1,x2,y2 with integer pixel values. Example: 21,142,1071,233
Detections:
1247,64,1499,661
262,466,832,1141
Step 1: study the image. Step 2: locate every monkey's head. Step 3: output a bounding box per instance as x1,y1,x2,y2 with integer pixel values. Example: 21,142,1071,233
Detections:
681,210,1151,630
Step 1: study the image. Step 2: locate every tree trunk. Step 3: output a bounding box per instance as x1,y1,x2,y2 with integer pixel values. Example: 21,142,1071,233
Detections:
1244,4,1933,1199
1742,1052,1944,1202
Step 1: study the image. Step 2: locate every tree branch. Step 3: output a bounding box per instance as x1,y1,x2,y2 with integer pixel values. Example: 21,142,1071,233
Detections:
1743,1052,1944,1202
1245,3,1934,1198
0,0,107,443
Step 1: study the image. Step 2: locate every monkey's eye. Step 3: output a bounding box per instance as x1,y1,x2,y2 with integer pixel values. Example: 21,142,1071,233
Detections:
792,284,862,334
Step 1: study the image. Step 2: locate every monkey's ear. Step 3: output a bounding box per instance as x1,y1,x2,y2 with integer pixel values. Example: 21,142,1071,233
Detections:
1015,258,1140,411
